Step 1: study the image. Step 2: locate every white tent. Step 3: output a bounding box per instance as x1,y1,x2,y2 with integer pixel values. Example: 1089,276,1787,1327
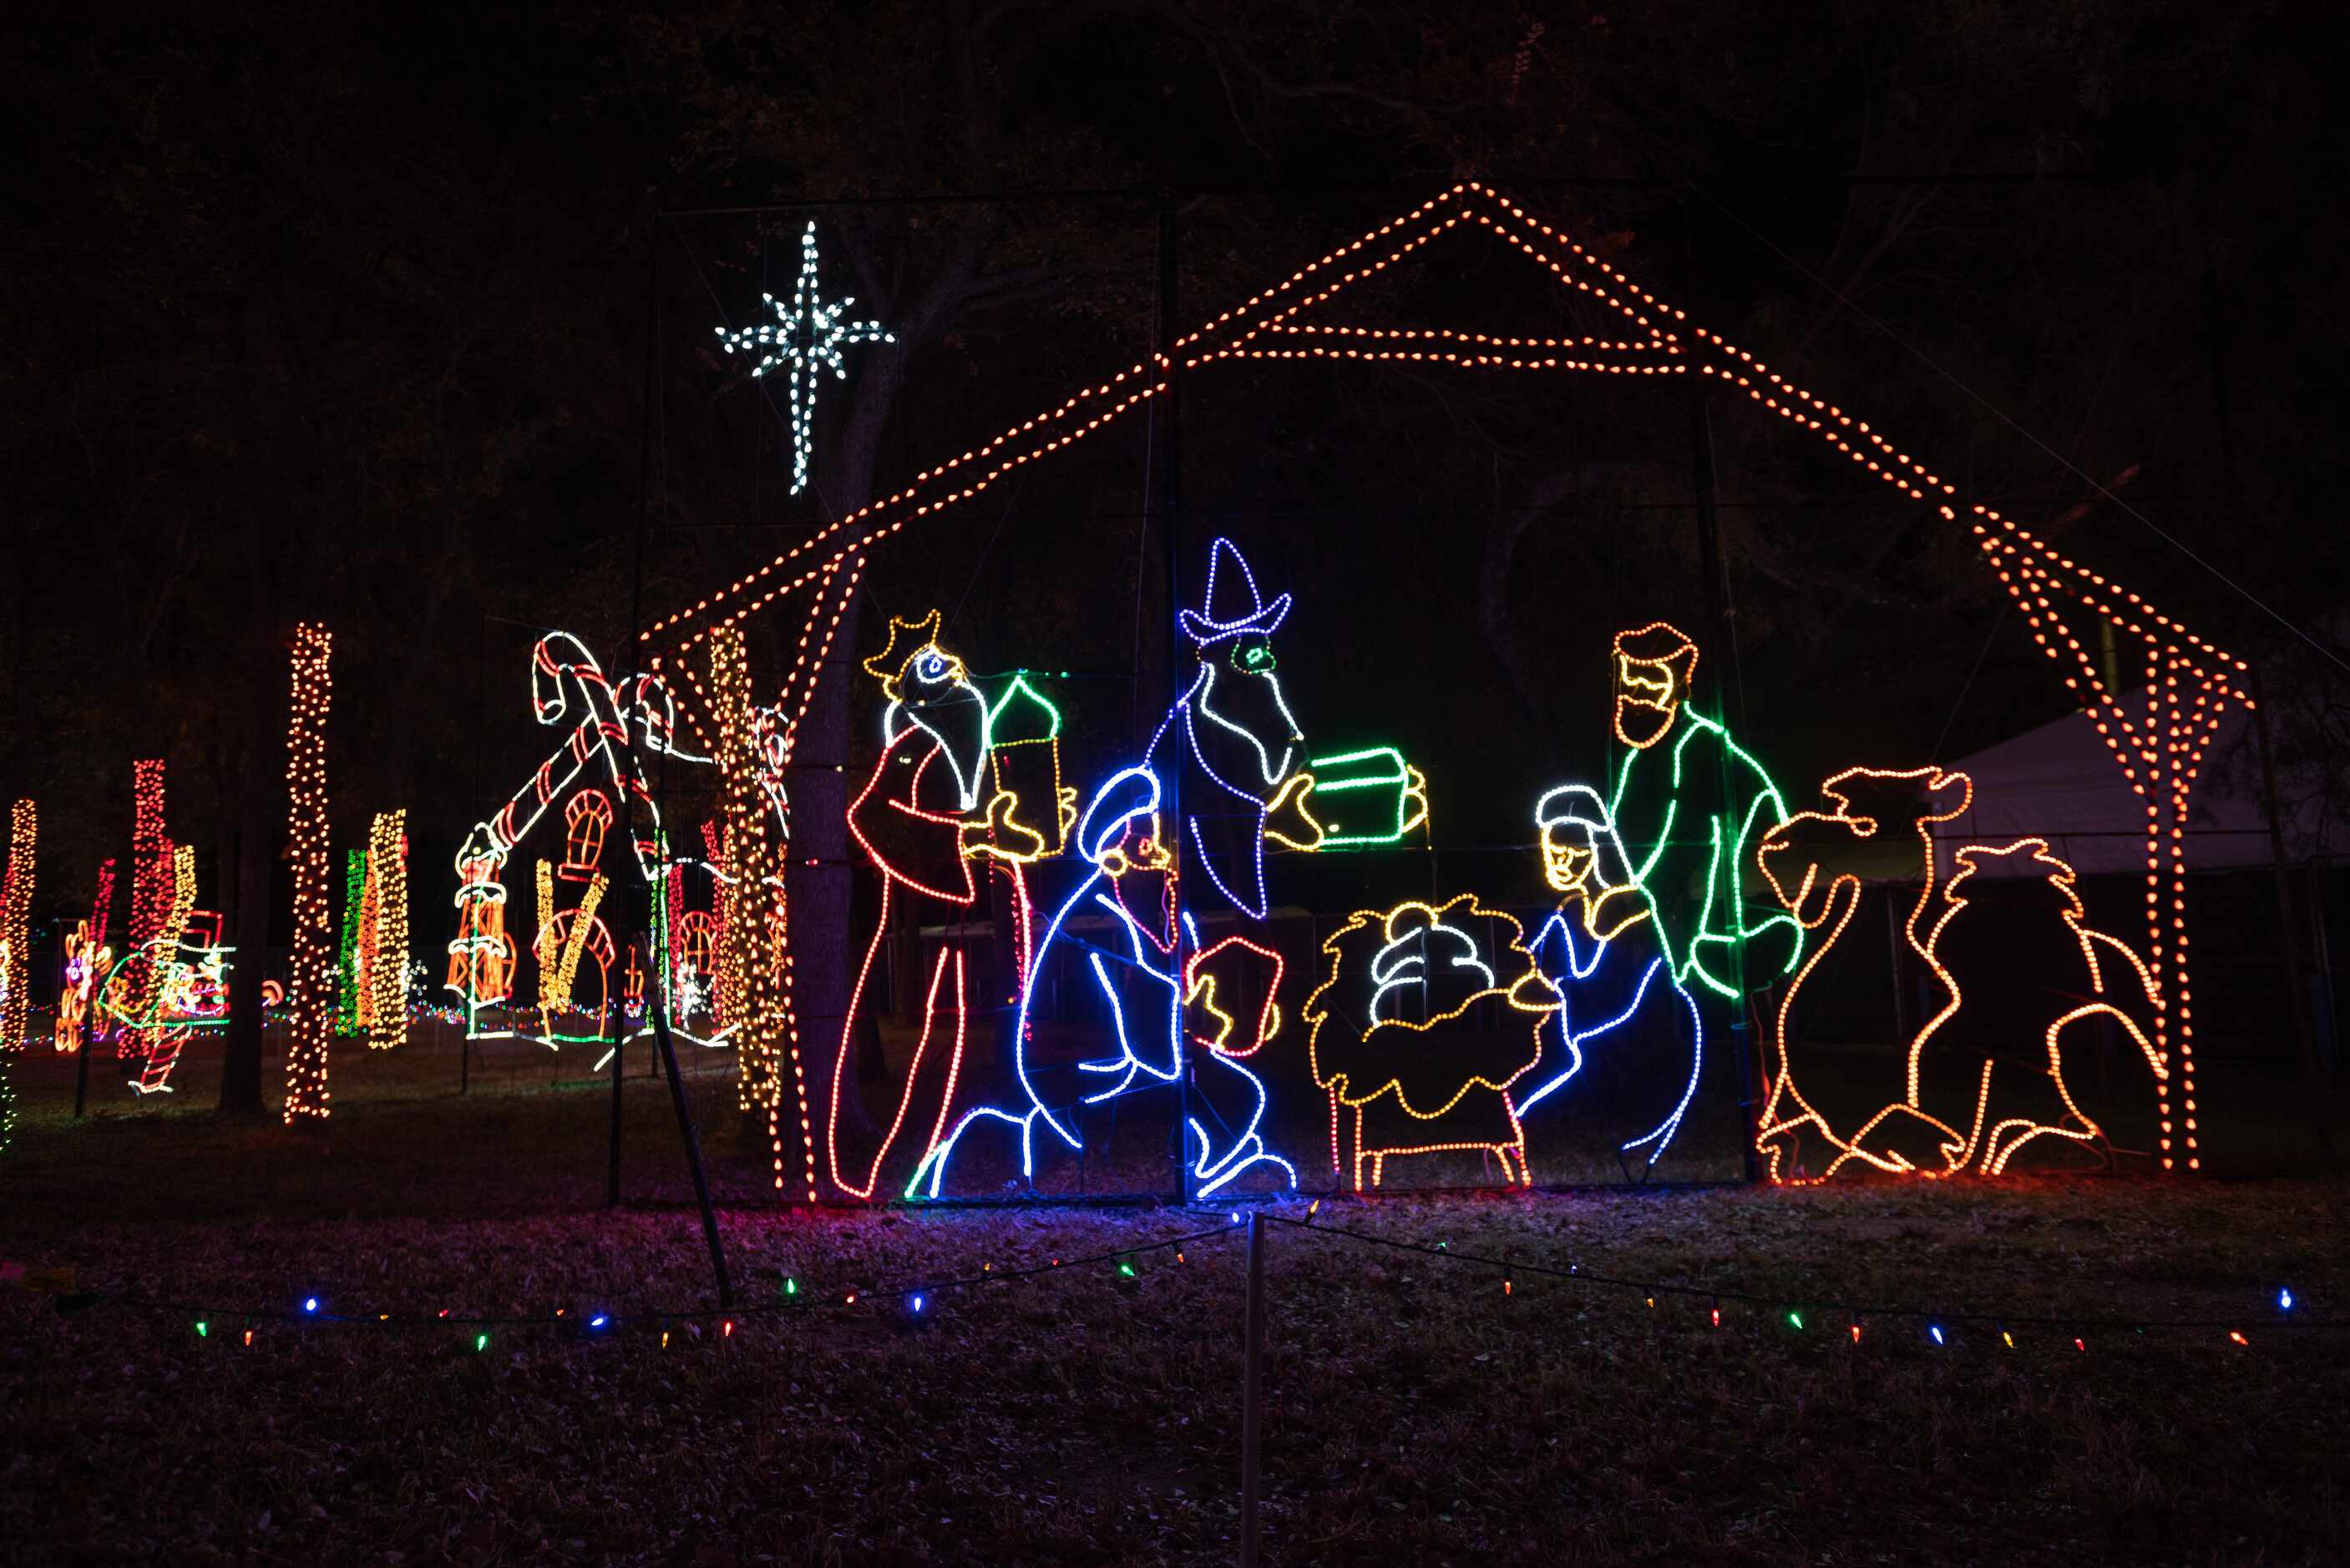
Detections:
1930,688,2341,879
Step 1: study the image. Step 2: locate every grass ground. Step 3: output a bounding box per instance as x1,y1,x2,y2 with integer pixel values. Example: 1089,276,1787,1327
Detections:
4,1029,2349,1565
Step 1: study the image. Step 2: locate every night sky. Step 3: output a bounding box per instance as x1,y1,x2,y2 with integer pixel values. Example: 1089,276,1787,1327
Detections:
6,2,2344,923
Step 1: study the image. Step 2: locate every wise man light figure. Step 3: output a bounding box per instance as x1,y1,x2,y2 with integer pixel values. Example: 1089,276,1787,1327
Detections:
910,538,1307,1199
828,610,1036,1201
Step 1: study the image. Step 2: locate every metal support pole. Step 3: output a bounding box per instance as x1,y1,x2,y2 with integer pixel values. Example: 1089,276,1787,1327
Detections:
654,995,732,1307
616,214,732,1304
2251,665,2327,1150
605,985,625,1206
1883,887,1911,1055
1239,1211,1266,1568
1687,377,1761,1183
73,955,93,1118
1157,189,1193,1204
2206,260,2326,1153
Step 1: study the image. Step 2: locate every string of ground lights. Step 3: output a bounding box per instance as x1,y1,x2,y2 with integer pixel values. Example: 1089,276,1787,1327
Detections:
26,1207,2331,1358
621,182,2277,1199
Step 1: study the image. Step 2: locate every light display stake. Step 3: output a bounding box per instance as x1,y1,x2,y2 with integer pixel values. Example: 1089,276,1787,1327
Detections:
284,623,336,1121
365,811,410,1050
716,220,894,495
0,801,33,1050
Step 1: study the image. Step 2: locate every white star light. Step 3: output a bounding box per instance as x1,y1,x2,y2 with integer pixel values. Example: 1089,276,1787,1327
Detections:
717,220,895,495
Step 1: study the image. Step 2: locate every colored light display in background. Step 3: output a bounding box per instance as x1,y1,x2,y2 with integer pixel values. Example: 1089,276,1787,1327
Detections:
1302,896,1560,1190
446,631,684,1048
562,791,613,882
716,220,895,496
536,867,611,1040
56,919,113,1055
284,621,336,1120
0,801,33,1051
63,857,122,1053
1263,746,1430,853
123,759,173,1059
364,811,410,1050
534,858,559,1013
1183,934,1285,1059
114,844,203,1094
446,848,512,1022
712,625,781,1111
335,848,367,1037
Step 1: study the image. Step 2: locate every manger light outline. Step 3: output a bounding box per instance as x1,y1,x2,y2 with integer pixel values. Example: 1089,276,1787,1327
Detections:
1300,894,1560,1191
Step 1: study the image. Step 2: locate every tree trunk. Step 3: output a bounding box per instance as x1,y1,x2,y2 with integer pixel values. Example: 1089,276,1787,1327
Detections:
796,226,984,1180
219,620,280,1116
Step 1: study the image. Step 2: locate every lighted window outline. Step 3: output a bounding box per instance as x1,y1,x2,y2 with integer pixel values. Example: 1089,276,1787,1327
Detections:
561,792,614,883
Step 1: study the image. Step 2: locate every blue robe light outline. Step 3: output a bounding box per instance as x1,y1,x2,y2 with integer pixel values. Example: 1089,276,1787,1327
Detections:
908,539,1304,1198
1519,784,1706,1171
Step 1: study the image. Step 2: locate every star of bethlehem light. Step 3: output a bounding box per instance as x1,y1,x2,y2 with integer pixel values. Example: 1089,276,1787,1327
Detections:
716,220,894,495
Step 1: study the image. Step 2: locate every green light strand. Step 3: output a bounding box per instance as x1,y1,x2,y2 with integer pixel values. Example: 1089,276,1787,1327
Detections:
333,848,367,1036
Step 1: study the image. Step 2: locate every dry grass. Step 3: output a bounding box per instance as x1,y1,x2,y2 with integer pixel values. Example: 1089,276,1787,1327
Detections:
3,1033,2347,1565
